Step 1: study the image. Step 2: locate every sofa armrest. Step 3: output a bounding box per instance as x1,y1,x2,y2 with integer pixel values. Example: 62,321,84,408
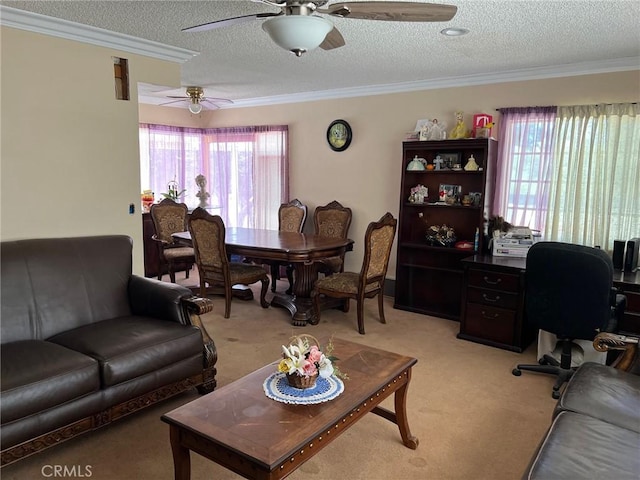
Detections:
128,275,195,324
593,332,640,374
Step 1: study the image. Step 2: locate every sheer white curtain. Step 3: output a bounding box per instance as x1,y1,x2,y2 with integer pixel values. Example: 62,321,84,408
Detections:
139,124,289,229
546,103,640,248
493,107,557,232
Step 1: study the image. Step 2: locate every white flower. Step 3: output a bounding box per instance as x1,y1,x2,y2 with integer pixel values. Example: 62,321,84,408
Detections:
317,355,334,378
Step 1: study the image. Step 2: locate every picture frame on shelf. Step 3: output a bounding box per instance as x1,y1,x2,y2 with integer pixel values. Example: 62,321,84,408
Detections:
469,192,483,207
439,184,462,203
436,152,461,170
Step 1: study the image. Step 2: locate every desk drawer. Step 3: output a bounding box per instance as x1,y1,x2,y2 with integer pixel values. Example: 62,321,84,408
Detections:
467,286,518,310
464,303,515,345
468,269,519,292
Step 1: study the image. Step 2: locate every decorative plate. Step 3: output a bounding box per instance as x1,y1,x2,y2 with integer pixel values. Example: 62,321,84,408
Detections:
263,372,344,405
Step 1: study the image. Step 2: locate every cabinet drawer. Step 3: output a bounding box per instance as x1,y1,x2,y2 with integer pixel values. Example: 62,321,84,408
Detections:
467,286,518,310
468,269,519,292
464,303,515,345
624,290,640,314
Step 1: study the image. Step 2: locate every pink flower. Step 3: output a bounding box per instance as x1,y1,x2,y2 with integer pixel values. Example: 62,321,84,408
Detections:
302,360,317,376
308,345,322,363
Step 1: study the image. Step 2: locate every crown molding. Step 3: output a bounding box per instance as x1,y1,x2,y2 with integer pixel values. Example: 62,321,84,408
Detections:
0,6,198,63
230,57,640,108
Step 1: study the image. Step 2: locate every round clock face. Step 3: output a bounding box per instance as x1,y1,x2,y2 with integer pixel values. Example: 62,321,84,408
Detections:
327,120,352,152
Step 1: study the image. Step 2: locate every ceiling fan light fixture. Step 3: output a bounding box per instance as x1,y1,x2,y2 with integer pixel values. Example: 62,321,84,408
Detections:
262,15,333,56
188,101,203,114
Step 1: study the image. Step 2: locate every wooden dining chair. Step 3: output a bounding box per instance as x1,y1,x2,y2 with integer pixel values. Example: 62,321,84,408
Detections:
188,208,269,318
313,200,353,276
270,199,308,293
149,198,195,283
311,212,397,334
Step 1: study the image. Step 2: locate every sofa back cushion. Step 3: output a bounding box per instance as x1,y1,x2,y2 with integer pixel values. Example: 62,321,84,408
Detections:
1,236,134,343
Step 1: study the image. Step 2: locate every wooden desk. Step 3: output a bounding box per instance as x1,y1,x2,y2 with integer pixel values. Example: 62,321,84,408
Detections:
161,338,418,480
173,229,354,326
459,255,640,352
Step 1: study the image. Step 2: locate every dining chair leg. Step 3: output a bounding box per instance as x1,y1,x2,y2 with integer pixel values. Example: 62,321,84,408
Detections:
270,264,279,292
342,298,350,312
285,265,294,295
169,266,176,283
356,299,365,335
223,284,232,319
259,278,270,308
378,292,387,324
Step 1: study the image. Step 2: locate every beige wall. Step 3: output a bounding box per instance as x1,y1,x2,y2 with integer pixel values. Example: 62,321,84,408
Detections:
140,71,640,277
1,26,182,274
2,25,638,278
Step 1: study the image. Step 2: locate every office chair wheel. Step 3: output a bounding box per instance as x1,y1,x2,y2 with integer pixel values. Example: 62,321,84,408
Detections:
512,368,522,376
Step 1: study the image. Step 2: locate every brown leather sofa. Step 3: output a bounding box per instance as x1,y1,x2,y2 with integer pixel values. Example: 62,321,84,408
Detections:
0,235,217,466
522,334,640,479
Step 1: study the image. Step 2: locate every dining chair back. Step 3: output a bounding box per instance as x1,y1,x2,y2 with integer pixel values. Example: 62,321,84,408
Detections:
149,198,194,283
269,199,308,293
278,198,307,233
188,208,269,318
311,212,397,334
313,200,353,275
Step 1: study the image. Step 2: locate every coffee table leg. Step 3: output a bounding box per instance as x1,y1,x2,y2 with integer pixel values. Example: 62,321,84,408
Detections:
395,371,419,449
169,425,191,480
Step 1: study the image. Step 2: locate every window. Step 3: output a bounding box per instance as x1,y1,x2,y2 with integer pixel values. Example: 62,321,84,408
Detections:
494,103,639,250
139,124,289,229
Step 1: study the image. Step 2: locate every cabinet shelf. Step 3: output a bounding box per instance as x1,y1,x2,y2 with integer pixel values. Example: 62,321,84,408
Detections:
404,170,484,175
394,138,498,321
404,203,481,210
400,242,476,253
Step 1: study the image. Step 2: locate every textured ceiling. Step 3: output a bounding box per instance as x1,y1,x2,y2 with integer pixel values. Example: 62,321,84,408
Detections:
2,0,639,107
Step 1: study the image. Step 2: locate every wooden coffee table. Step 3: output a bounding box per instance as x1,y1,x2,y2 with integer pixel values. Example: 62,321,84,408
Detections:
161,338,418,480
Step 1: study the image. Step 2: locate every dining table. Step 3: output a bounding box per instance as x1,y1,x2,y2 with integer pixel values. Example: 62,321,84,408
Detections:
172,228,354,326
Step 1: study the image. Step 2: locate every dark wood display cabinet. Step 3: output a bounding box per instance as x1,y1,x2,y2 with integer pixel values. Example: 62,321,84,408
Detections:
393,138,498,320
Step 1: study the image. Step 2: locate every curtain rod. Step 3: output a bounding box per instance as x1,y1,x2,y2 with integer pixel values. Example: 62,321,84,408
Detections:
496,102,637,112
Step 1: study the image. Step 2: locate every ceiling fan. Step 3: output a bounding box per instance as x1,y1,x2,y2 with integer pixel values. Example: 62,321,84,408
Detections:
161,86,234,114
183,1,458,57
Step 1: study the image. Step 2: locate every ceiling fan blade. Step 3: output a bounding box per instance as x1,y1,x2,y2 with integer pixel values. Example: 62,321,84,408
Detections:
159,99,187,106
165,95,189,99
204,98,234,105
182,12,281,33
320,27,346,50
318,2,457,22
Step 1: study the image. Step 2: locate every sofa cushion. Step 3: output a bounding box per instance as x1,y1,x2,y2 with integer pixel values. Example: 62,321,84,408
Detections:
1,236,134,343
47,316,203,387
0,340,100,423
524,411,640,479
555,362,640,433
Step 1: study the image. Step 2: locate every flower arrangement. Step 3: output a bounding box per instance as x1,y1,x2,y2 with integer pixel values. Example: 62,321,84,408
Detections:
161,179,186,201
409,184,428,203
278,335,347,389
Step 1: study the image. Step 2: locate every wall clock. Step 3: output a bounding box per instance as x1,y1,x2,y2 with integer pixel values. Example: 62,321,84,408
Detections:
326,119,352,152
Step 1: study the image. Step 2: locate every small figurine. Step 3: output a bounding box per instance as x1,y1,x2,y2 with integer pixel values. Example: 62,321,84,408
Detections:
427,119,447,140
464,154,479,171
419,123,430,141
433,155,445,170
450,111,469,139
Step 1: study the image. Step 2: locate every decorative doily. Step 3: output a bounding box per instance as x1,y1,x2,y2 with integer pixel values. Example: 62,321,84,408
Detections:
263,372,344,405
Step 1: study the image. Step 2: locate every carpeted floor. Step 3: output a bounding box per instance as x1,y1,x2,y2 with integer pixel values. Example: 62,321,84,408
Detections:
2,273,557,480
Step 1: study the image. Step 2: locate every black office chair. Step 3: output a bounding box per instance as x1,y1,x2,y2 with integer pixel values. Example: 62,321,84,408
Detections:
512,241,625,399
